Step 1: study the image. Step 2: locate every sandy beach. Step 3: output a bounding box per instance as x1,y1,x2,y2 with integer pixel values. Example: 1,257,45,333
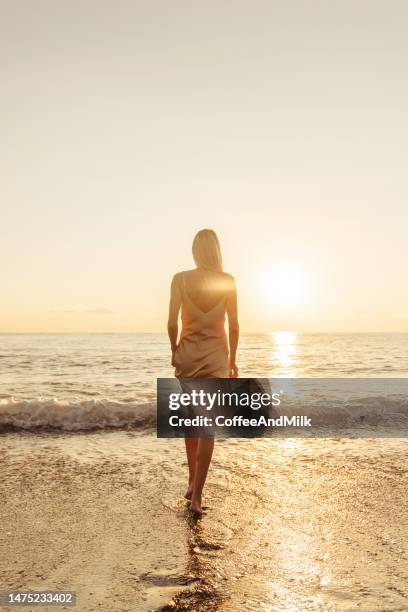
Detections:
1,430,408,611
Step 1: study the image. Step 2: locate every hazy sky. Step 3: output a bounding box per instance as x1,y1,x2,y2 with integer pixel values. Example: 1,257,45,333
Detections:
1,1,408,332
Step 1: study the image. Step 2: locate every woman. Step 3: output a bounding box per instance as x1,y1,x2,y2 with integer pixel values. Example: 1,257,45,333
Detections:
167,229,239,514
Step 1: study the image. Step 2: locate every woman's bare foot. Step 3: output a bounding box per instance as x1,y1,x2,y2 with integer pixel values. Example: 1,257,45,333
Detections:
184,484,193,500
190,495,202,514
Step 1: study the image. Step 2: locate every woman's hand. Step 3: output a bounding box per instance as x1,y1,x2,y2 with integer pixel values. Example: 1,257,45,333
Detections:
228,357,239,378
171,345,179,367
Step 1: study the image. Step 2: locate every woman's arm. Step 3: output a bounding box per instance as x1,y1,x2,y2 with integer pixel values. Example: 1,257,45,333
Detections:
167,274,182,364
226,276,239,377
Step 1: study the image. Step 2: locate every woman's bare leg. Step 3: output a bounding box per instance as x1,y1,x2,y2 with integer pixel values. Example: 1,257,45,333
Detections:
184,437,198,499
190,437,214,514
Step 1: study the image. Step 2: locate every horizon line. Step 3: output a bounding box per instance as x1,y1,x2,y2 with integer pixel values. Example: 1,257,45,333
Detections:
1,331,408,335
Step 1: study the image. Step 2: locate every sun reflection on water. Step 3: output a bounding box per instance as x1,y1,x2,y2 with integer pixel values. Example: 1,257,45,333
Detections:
271,331,298,377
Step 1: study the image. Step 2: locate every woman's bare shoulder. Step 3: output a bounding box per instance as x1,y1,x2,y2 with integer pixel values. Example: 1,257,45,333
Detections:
220,271,236,286
171,269,197,285
170,271,184,286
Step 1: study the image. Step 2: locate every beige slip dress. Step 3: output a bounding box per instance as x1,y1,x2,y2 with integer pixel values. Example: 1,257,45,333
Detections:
173,272,229,378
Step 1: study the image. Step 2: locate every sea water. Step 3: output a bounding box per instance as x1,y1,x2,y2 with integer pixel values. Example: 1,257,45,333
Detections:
1,332,408,431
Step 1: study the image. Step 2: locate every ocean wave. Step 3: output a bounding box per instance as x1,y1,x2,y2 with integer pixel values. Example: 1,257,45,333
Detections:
0,398,155,432
1,395,408,434
277,396,408,427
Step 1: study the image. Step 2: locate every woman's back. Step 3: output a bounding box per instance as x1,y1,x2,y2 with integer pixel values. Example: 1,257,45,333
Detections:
180,268,234,314
169,268,237,378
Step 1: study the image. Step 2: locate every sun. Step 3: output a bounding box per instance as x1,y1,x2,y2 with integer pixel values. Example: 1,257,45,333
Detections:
261,264,310,308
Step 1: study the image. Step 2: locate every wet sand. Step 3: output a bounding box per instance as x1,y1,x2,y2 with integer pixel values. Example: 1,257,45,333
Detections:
1,431,408,611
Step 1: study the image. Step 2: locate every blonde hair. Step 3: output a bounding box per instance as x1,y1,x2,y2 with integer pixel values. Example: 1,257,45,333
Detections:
192,229,223,272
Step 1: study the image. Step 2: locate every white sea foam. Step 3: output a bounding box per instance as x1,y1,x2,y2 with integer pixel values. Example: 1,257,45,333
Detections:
0,398,155,432
1,395,408,433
